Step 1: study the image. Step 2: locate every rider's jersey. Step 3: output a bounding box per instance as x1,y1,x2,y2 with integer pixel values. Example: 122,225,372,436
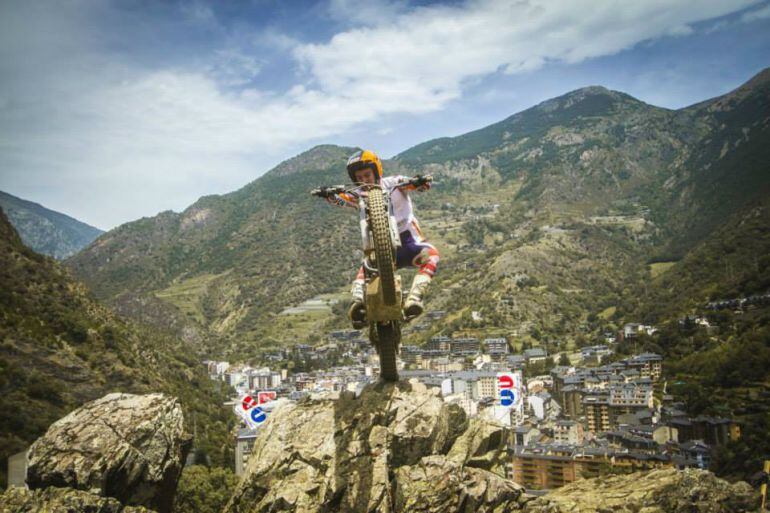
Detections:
328,175,428,233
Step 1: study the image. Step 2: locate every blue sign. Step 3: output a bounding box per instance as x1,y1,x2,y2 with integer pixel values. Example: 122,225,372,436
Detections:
250,407,267,424
500,389,515,407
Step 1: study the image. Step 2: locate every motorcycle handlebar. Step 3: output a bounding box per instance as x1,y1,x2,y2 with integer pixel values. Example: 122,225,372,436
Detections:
311,175,433,197
406,174,433,188
310,185,347,198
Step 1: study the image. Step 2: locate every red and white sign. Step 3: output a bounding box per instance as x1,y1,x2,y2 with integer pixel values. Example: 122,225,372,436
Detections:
241,395,257,411
496,371,523,409
257,391,277,404
498,374,514,389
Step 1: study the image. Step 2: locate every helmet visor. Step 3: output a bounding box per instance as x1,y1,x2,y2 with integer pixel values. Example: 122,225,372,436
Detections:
347,160,376,174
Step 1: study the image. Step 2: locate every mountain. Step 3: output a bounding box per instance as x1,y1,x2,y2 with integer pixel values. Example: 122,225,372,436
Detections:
0,207,232,488
0,190,104,259
67,144,363,355
66,69,770,359
387,68,770,331
396,86,651,165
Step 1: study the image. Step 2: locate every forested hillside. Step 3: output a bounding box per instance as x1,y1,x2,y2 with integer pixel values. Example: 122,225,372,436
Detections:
0,208,233,487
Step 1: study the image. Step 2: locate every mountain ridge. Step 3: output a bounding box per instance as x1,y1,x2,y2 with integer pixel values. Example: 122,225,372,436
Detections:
66,67,770,360
0,190,104,259
393,83,663,166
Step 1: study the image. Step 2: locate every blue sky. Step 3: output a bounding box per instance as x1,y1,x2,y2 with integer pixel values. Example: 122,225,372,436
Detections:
1,0,769,230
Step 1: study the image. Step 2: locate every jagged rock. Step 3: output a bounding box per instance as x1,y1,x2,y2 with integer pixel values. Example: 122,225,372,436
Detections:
386,380,467,467
223,380,470,513
221,380,761,513
26,393,191,513
0,486,153,512
522,467,757,513
394,456,526,513
447,417,509,476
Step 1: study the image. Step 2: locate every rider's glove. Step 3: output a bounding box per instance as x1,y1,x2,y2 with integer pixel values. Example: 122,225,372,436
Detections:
410,174,433,191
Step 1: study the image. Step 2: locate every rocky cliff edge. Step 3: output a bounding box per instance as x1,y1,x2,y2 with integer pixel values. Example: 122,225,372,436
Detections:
0,382,759,513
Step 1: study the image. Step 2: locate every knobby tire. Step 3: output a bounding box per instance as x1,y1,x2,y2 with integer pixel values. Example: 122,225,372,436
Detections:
367,187,397,305
376,322,400,382
367,187,399,381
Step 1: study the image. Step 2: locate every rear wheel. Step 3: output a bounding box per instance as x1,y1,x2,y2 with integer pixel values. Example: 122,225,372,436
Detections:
367,187,397,305
376,322,400,382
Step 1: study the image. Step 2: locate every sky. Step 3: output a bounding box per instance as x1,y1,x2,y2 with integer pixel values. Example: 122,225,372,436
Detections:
1,0,769,230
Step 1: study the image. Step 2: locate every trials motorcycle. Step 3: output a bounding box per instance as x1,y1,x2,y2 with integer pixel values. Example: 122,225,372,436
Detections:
311,176,432,382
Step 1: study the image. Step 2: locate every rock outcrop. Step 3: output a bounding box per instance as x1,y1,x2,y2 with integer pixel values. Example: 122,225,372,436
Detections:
446,417,509,475
223,380,528,513
0,486,153,512
2,384,759,513
394,456,525,513
224,380,759,513
24,393,191,513
523,467,757,513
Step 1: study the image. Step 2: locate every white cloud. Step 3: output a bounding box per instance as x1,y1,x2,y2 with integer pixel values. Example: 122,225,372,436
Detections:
0,0,762,228
741,3,770,22
296,0,759,117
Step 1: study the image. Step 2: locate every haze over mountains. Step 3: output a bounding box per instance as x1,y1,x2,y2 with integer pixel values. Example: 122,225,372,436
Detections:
0,191,103,259
65,68,770,359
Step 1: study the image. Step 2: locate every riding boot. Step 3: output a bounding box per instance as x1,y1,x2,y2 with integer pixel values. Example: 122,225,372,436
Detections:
348,280,367,329
404,273,431,319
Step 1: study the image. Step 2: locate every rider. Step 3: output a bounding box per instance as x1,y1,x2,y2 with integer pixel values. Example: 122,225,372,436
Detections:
321,149,439,328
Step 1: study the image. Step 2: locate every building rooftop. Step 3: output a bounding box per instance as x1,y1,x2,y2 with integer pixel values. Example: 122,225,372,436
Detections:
524,348,548,358
627,353,663,362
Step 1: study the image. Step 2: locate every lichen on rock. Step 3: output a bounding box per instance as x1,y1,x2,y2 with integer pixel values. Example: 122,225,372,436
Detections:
0,486,154,513
26,392,191,513
523,467,757,513
223,380,525,513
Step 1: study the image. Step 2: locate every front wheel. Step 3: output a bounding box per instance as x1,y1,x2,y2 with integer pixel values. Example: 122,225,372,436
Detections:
375,321,400,382
367,187,397,305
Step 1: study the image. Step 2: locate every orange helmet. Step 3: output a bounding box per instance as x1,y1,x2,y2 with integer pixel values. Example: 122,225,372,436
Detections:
346,149,383,183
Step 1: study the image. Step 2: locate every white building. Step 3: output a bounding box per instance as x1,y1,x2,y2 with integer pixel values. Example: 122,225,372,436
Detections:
553,420,584,445
527,391,552,419
226,371,245,388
